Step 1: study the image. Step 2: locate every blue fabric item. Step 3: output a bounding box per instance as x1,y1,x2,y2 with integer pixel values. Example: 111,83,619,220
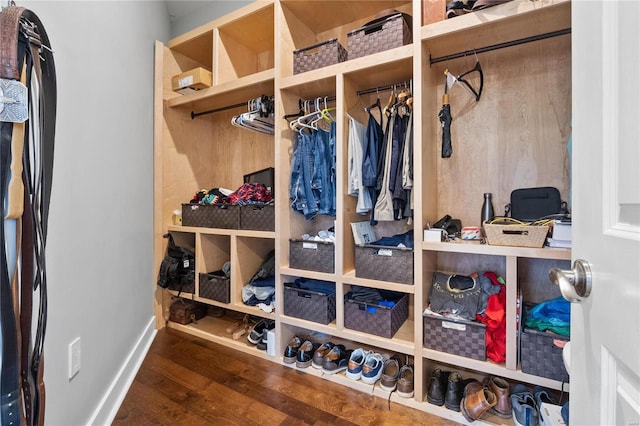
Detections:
362,110,383,225
292,277,335,295
525,297,571,335
372,229,414,248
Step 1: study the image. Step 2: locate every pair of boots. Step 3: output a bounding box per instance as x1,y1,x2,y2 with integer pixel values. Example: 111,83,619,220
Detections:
427,370,511,421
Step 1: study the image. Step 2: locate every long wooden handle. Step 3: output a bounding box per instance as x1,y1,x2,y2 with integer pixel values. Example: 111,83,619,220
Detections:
5,59,26,219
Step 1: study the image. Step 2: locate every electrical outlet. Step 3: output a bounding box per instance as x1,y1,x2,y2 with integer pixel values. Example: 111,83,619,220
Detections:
68,337,81,379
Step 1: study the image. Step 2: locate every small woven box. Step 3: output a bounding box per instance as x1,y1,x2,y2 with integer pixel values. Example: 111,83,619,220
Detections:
347,12,412,60
484,223,549,248
293,38,348,74
198,272,230,304
423,314,486,360
283,283,336,325
240,204,274,231
521,328,569,382
344,291,409,338
182,203,240,229
289,240,335,273
355,245,413,284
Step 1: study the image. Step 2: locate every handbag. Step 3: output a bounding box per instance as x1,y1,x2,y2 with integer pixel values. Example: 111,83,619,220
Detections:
157,233,195,291
505,187,566,221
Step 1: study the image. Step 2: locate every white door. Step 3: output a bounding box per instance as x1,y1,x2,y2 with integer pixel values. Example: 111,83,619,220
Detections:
570,1,640,425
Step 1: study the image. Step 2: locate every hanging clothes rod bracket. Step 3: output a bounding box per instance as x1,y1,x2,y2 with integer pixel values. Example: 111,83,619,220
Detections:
429,28,571,66
192,101,247,119
356,80,412,97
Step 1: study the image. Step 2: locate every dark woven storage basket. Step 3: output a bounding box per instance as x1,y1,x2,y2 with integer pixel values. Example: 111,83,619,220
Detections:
293,38,348,74
283,283,336,325
240,204,275,231
198,272,230,303
344,291,409,338
347,12,412,60
289,240,335,273
521,328,569,382
182,203,240,229
423,314,486,361
355,245,413,284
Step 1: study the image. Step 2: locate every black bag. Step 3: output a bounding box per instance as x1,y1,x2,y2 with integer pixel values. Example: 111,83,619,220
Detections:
505,187,566,221
158,233,195,291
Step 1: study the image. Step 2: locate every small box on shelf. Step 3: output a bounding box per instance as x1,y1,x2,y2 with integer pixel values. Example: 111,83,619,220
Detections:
283,282,336,325
423,313,486,361
199,272,230,304
355,244,413,284
182,203,240,229
171,67,212,94
289,239,335,273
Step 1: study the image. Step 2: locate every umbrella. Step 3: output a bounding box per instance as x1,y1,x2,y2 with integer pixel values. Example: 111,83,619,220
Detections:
439,71,453,158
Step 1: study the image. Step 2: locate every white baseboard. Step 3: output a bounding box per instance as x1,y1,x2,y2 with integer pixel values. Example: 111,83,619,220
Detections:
88,316,157,426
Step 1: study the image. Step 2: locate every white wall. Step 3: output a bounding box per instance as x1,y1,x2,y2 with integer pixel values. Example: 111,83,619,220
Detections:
168,0,253,38
18,2,169,425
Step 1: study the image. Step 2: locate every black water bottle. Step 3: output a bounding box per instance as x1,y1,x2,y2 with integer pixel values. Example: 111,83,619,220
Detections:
481,192,495,226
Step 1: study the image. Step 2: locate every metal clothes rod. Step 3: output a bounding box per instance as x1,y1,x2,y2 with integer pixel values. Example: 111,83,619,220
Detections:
429,28,571,65
191,101,247,119
356,80,412,97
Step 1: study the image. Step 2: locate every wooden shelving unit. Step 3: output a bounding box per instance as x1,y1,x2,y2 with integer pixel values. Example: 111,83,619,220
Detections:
154,1,573,423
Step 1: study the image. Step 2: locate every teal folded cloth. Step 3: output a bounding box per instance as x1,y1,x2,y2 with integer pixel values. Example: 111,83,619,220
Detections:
525,297,570,336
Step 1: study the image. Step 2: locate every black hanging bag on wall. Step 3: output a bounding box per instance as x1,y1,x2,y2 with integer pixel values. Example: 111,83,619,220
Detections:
505,187,566,221
158,233,195,290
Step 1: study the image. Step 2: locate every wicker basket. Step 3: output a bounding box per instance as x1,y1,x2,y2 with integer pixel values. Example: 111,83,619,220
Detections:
293,38,348,74
344,291,409,338
355,245,413,284
240,204,274,231
289,240,335,273
198,272,230,303
283,283,336,325
484,223,549,248
182,203,240,229
347,12,412,60
423,314,486,361
521,328,569,382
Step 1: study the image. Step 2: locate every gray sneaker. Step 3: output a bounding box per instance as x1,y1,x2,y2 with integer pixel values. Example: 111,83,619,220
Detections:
511,384,539,426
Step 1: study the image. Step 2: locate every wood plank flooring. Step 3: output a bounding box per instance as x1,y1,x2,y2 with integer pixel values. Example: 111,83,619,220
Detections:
113,328,461,426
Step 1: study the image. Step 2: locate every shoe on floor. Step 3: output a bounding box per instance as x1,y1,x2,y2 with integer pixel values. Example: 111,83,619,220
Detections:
361,352,385,385
511,384,539,426
312,342,334,369
322,345,350,374
427,368,450,406
460,384,497,423
296,340,320,369
487,376,512,418
444,372,468,411
346,348,370,380
396,364,414,398
283,336,303,364
380,358,400,392
247,319,273,345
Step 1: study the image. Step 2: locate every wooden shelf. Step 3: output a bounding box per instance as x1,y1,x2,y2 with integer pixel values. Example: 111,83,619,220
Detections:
422,240,571,260
167,225,275,239
342,270,416,293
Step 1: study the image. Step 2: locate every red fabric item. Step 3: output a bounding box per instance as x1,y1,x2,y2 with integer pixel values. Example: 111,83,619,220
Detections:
476,271,507,363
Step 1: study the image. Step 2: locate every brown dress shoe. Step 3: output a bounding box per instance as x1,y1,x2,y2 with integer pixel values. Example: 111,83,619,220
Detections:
460,385,497,423
487,376,512,418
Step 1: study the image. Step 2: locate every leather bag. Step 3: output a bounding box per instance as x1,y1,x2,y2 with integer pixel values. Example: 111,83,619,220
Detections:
505,187,565,221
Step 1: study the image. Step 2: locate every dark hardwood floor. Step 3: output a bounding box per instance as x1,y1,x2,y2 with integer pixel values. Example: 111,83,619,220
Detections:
113,328,461,426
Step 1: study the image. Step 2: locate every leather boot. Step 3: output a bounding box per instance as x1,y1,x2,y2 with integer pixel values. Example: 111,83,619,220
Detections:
461,385,498,423
427,369,450,406
488,376,512,418
444,372,464,411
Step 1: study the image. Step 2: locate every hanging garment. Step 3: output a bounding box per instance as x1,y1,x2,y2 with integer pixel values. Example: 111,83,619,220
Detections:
389,111,410,219
289,131,319,219
401,112,414,212
347,115,372,214
361,108,384,224
373,112,396,222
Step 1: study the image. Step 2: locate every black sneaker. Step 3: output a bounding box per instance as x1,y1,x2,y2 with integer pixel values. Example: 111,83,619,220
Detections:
283,336,303,364
248,319,272,345
322,345,351,374
296,340,320,369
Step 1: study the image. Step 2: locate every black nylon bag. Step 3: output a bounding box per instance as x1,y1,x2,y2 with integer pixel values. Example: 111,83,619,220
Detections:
158,234,195,289
507,187,562,221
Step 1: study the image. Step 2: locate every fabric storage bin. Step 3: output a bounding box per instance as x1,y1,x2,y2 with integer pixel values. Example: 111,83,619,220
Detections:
355,244,413,284
423,313,486,361
347,12,412,60
293,38,348,74
289,240,334,273
182,203,240,229
484,223,549,248
520,327,569,382
198,271,230,303
344,291,409,338
240,204,274,231
283,282,336,325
